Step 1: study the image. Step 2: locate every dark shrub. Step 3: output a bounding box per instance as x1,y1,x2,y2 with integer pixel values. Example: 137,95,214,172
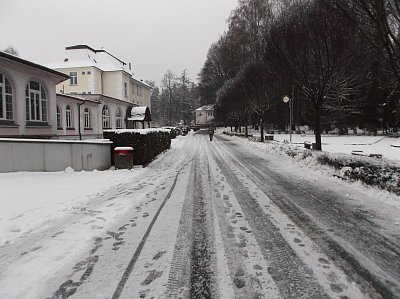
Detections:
104,129,171,166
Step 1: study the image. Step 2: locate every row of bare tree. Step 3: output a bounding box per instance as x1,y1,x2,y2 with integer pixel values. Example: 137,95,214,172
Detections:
148,70,199,126
199,0,400,149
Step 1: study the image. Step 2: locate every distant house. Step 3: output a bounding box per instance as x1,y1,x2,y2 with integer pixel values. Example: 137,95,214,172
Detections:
195,105,214,125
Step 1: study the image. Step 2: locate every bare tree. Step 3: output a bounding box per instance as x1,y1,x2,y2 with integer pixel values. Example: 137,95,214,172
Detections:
330,0,400,84
161,70,177,125
3,45,19,56
266,0,360,150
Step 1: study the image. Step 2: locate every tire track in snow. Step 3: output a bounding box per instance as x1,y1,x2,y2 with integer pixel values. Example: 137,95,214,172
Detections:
167,134,219,299
209,140,328,299
216,135,400,298
111,159,192,299
189,157,215,298
166,159,195,298
205,141,281,298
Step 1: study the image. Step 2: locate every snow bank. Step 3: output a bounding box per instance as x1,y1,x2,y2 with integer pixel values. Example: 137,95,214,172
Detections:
222,132,400,195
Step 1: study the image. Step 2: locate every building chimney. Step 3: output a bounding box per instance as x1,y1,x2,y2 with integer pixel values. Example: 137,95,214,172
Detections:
129,62,132,70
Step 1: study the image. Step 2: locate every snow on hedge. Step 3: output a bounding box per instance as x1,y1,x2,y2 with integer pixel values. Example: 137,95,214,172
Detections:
104,128,170,135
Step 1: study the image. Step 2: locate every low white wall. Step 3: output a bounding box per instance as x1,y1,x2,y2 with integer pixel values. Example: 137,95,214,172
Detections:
0,139,112,172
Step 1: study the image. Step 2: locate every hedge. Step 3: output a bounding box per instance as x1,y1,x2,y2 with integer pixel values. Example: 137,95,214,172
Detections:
316,152,400,195
103,129,171,166
269,142,400,195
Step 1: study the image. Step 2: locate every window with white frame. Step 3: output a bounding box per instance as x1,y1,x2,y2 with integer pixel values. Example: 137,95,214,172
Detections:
115,107,122,128
65,105,73,128
56,105,62,128
25,80,47,122
136,84,139,95
70,72,77,85
124,82,128,97
84,107,92,129
102,105,111,128
0,73,13,121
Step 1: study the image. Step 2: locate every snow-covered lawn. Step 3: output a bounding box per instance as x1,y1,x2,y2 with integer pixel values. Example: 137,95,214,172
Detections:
0,168,144,246
272,133,400,161
232,128,400,161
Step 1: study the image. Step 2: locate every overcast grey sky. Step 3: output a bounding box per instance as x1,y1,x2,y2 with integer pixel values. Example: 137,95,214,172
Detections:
0,0,238,85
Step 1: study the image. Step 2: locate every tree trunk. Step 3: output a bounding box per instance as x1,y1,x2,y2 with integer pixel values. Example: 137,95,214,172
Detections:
314,106,322,150
260,117,264,142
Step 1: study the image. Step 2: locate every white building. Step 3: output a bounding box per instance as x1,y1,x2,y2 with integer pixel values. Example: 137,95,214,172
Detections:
0,50,151,140
48,45,151,108
195,105,214,125
0,51,68,138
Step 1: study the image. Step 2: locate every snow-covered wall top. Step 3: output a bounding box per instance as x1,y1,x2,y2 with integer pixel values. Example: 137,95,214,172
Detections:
104,129,171,135
0,138,112,144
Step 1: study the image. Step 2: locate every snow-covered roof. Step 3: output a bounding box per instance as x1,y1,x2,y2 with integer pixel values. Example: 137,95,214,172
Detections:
47,45,150,88
0,51,69,83
56,93,100,104
196,104,214,111
127,106,151,122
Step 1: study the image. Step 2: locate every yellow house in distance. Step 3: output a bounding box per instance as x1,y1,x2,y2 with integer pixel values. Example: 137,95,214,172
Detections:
48,45,151,108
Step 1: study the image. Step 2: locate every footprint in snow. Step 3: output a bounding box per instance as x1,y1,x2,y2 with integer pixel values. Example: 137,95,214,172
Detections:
118,224,129,231
91,225,103,230
330,284,343,293
153,251,166,260
253,265,262,270
318,258,330,265
51,231,64,238
141,270,163,286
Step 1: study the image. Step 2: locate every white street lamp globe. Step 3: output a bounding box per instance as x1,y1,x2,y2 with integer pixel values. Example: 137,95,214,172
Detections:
282,96,290,103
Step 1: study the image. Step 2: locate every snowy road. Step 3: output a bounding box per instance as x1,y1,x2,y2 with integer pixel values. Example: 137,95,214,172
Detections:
0,130,399,298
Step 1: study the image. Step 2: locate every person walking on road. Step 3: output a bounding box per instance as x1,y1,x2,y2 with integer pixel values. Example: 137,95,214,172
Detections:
208,125,215,141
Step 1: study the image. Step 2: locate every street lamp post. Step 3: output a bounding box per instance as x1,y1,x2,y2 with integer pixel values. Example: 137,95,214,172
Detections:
282,93,293,143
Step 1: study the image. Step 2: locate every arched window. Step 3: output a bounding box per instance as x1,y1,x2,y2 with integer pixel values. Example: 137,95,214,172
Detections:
0,73,13,121
65,105,73,128
84,107,92,129
25,80,47,122
102,105,110,128
56,105,62,129
115,107,122,129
